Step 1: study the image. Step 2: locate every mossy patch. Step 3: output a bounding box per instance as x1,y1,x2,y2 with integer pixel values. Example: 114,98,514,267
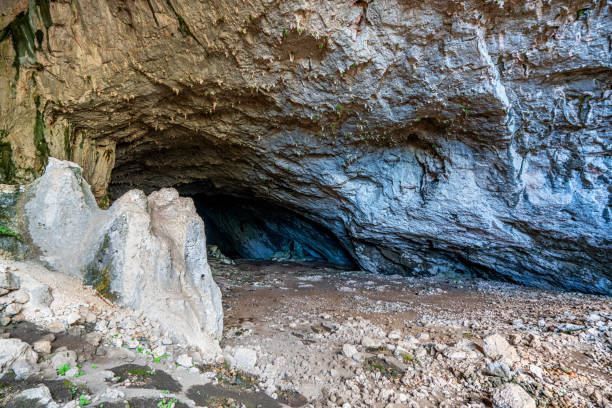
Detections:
63,125,72,160
363,357,403,380
0,141,16,184
34,95,50,170
84,234,118,301
0,0,54,91
109,364,181,392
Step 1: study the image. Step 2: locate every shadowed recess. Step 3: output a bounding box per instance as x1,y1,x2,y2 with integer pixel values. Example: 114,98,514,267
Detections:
192,194,355,268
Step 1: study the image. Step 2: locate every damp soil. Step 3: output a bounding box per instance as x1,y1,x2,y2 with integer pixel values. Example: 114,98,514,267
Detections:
90,398,190,408
0,372,89,406
109,364,182,392
2,320,96,358
187,383,282,408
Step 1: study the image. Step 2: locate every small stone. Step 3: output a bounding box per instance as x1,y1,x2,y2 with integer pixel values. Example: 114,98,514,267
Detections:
33,340,53,354
48,320,66,333
94,320,108,332
586,313,601,322
177,353,193,368
487,361,512,379
111,337,123,348
492,383,536,408
84,332,103,347
50,350,77,371
0,269,19,290
85,312,97,324
233,347,257,372
342,344,358,359
361,336,382,348
153,346,167,357
65,367,80,377
388,330,401,340
0,288,8,296
529,364,543,380
11,290,29,304
28,284,53,308
483,334,518,364
65,312,81,326
444,348,467,360
11,313,24,322
16,384,54,405
0,339,39,380
161,336,173,345
0,316,11,326
4,303,22,316
99,388,125,401
509,333,522,346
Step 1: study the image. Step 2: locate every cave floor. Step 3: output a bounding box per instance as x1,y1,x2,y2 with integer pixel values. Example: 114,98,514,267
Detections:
1,259,610,408
213,259,612,408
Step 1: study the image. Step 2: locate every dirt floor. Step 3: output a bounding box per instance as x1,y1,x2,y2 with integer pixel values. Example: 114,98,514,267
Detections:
1,258,611,408
214,259,612,408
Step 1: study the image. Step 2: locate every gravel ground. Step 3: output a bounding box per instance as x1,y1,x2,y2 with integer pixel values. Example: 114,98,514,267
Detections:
1,258,610,408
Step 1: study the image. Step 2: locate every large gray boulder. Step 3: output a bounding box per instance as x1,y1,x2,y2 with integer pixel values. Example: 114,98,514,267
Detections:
22,159,223,357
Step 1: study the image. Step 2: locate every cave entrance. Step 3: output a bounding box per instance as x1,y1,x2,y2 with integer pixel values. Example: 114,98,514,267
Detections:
191,194,355,268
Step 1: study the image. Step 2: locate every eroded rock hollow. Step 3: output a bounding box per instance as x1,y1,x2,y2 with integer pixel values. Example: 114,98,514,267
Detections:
0,0,610,293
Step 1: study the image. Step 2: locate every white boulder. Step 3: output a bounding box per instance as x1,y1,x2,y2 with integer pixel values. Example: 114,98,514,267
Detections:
492,383,536,408
23,159,223,358
483,333,519,364
0,339,39,379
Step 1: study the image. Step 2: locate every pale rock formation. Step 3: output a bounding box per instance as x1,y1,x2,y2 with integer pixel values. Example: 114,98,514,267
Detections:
16,159,223,357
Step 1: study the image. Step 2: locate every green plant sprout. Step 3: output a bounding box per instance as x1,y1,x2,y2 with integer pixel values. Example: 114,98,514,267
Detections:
57,365,70,375
78,394,90,406
0,225,20,240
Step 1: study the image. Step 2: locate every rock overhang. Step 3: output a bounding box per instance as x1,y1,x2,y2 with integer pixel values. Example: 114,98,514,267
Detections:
0,0,609,294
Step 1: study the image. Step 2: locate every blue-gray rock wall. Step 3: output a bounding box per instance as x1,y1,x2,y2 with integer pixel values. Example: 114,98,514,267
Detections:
1,0,610,293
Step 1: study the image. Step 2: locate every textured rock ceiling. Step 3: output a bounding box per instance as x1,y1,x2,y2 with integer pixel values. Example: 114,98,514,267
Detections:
0,0,610,293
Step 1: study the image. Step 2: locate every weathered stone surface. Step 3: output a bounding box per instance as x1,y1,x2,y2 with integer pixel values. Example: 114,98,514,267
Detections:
21,159,223,357
13,384,58,408
0,338,39,380
0,1,610,293
483,333,519,365
27,284,53,309
49,350,76,371
231,347,258,373
492,383,536,408
0,267,19,290
32,339,52,355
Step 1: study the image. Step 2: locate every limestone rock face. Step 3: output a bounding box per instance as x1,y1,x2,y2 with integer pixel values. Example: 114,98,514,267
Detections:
20,159,223,357
0,0,610,293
